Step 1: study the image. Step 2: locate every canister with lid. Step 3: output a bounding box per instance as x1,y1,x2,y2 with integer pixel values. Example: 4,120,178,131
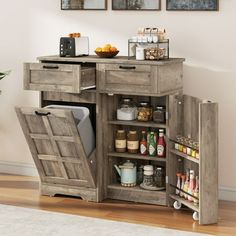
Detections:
127,131,139,154
153,106,166,123
115,130,126,153
137,102,153,122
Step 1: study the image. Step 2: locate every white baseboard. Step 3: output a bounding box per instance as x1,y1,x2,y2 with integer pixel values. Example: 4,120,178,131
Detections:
219,186,236,202
0,161,235,201
0,160,38,177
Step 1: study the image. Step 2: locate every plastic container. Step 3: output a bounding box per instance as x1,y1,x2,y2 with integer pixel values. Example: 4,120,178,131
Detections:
45,105,95,157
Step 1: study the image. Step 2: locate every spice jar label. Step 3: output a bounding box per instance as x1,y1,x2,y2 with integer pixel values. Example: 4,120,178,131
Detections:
127,141,139,150
115,140,126,149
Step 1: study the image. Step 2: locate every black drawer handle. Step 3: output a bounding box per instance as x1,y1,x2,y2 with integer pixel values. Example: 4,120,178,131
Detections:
35,111,51,116
119,66,136,70
43,65,59,70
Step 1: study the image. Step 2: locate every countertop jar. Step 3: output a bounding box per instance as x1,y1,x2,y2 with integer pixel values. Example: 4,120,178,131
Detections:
117,98,137,121
153,106,166,123
137,102,153,122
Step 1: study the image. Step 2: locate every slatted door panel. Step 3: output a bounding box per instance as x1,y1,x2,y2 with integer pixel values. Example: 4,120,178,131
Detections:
15,107,95,188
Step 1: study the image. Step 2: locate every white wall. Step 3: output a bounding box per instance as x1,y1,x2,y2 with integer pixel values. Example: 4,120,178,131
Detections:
0,0,235,199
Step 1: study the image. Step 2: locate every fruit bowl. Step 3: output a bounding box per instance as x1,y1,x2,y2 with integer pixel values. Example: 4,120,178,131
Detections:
95,51,119,58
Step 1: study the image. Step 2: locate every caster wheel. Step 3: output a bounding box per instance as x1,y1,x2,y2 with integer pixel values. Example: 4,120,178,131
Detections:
173,201,182,210
193,211,199,221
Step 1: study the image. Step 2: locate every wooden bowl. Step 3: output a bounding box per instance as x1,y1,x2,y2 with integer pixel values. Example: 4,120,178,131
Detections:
95,51,119,58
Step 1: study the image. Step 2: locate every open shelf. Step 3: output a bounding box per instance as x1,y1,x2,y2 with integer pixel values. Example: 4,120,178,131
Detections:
169,194,199,212
108,184,166,205
108,152,167,162
107,120,167,129
170,149,199,164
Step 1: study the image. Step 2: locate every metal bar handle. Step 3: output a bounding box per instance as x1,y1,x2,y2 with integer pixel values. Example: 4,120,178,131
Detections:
43,65,59,70
119,66,136,70
35,111,51,116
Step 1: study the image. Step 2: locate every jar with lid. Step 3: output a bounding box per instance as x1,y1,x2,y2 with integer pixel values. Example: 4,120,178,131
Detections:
127,130,139,154
115,130,126,153
137,102,153,122
142,165,154,187
153,106,166,123
117,98,137,121
154,166,166,188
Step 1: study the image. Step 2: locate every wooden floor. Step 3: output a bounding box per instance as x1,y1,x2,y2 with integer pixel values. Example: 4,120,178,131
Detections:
0,174,235,235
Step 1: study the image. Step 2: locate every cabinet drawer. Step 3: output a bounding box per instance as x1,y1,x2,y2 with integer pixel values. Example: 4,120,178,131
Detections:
97,63,183,95
24,63,96,93
98,64,154,94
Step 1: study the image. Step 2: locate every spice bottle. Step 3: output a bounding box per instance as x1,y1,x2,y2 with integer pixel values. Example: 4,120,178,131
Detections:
180,175,186,198
115,130,126,153
148,132,157,156
176,173,181,195
157,129,166,157
127,131,139,154
193,176,199,205
140,131,147,155
188,170,195,202
183,169,190,199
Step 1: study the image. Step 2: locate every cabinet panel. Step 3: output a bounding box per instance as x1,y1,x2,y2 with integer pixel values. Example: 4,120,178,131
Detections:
24,63,95,93
168,94,218,225
15,106,97,196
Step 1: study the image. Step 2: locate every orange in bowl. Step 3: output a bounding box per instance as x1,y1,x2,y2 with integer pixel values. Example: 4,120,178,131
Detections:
95,44,119,58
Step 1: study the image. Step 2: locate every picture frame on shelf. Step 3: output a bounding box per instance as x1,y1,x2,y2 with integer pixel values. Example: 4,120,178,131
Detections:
166,0,219,11
112,0,161,11
61,0,107,10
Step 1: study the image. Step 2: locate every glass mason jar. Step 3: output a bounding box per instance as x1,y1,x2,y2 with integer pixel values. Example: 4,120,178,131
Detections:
154,166,166,188
137,102,153,122
117,98,137,121
153,106,166,123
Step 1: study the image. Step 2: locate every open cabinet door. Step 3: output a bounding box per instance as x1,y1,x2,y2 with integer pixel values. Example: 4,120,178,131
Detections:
168,94,218,225
15,107,96,190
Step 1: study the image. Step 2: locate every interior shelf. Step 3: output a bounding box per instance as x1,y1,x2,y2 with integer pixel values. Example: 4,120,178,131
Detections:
108,184,166,205
170,149,199,164
108,152,167,162
107,120,167,128
169,194,199,212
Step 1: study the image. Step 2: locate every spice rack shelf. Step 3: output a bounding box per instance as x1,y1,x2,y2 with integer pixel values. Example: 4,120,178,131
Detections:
170,149,199,164
108,184,166,205
108,152,167,162
169,194,199,212
107,120,167,128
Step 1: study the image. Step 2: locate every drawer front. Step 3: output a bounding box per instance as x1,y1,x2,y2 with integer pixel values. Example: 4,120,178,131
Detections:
24,63,95,93
97,64,155,94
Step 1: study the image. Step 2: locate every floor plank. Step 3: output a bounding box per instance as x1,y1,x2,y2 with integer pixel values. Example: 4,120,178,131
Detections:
0,174,235,235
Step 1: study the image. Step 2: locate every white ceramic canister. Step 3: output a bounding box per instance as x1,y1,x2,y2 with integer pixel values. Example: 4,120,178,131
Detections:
136,46,145,60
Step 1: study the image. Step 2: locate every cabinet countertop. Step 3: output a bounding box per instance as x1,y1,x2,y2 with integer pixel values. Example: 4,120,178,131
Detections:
37,55,185,65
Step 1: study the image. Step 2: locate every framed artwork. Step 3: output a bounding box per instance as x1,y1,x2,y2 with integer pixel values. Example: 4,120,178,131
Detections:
166,0,218,11
112,0,161,11
61,0,107,10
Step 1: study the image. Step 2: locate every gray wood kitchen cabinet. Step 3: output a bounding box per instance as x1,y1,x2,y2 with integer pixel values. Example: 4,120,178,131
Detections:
16,55,218,225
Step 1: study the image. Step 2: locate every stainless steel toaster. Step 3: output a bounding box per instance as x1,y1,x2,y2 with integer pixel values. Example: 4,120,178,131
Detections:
60,37,89,57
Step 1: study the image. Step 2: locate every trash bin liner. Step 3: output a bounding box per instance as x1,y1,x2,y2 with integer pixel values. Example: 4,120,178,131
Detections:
45,105,95,157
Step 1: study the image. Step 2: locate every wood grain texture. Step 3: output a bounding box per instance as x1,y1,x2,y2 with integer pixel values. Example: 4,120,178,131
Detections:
38,55,185,65
199,102,218,225
24,63,95,93
0,175,234,235
42,91,96,104
15,106,97,199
